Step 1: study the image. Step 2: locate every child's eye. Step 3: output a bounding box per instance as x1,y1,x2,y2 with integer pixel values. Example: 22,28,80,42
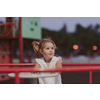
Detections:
51,47,54,49
46,48,49,50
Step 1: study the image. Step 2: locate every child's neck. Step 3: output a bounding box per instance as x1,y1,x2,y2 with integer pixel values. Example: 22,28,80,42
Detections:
43,57,52,63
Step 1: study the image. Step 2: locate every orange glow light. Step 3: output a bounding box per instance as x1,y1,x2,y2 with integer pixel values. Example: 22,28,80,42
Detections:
73,45,79,50
93,45,97,50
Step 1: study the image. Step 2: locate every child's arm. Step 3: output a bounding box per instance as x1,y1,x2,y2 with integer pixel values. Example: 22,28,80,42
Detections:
56,59,62,74
33,62,41,73
34,62,41,68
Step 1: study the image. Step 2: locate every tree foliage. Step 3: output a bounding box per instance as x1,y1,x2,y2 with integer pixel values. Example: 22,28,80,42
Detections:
42,24,100,56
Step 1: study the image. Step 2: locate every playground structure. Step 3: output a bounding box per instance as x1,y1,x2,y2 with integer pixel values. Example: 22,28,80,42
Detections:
0,17,41,82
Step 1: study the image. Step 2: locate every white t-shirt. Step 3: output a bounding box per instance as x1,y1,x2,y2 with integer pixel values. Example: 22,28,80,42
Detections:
35,56,62,84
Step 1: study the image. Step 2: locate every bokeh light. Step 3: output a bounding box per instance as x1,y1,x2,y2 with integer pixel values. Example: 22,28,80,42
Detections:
73,45,79,50
93,45,97,50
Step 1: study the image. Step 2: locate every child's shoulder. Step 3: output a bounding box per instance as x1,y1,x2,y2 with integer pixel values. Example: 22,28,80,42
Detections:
35,57,44,65
35,56,62,62
52,56,62,62
35,57,44,62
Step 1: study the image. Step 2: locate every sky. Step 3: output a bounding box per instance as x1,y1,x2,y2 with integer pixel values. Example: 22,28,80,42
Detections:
41,17,100,33
0,17,100,33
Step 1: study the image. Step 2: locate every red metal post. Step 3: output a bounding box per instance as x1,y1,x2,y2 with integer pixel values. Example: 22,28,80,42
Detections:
6,17,12,34
19,17,24,65
6,17,12,65
15,72,20,84
19,17,24,84
9,40,13,65
89,65,92,84
37,51,41,58
19,38,23,64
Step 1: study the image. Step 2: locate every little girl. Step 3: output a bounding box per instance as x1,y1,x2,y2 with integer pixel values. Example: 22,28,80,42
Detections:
32,38,62,84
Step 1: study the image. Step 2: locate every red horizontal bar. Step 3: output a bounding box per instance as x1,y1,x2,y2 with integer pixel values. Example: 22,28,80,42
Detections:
0,22,16,26
0,67,100,72
62,63,100,66
0,63,100,66
0,35,20,39
0,63,35,66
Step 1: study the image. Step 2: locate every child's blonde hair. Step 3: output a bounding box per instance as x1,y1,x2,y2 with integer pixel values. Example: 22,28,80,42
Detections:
32,38,57,53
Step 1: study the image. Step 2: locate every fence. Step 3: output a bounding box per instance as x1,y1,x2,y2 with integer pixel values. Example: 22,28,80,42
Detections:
0,63,100,84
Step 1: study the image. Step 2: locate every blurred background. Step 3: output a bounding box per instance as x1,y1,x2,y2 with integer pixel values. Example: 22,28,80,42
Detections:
1,17,100,63
41,17,100,63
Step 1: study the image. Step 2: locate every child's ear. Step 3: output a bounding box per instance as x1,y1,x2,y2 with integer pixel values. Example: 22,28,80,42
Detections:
39,49,43,54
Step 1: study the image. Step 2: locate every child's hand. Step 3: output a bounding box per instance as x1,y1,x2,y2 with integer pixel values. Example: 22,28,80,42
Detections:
31,72,41,74
31,72,37,74
49,72,55,74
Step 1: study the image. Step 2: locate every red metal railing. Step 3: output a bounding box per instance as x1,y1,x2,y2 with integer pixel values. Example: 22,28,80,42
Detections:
0,63,100,84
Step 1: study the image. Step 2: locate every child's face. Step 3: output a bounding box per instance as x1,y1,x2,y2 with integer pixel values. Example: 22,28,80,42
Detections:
40,42,55,60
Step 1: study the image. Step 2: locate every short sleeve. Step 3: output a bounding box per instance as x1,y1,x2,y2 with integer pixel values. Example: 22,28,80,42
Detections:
57,56,62,62
51,56,62,65
35,58,47,68
35,58,42,65
54,56,62,63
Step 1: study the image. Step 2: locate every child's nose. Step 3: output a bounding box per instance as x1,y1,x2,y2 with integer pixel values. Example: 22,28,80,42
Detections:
50,49,53,51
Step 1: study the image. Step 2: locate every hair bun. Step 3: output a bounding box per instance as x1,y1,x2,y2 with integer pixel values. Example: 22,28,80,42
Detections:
31,41,39,53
